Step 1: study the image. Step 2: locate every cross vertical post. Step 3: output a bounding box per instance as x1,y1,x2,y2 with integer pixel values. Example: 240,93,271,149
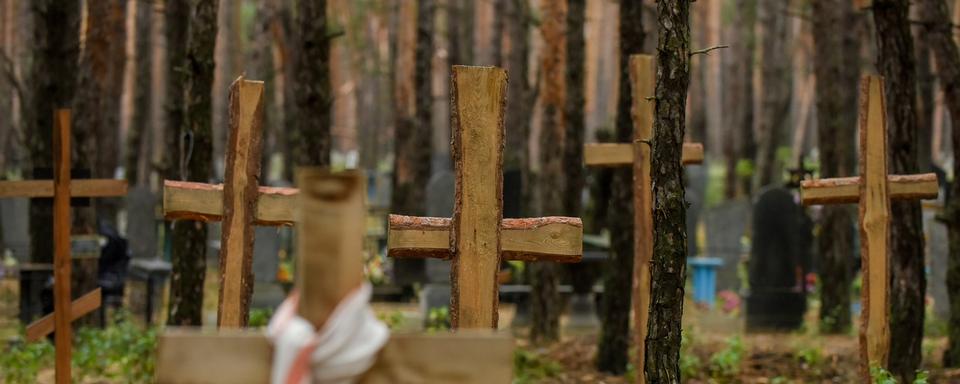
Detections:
800,75,939,381
52,109,72,384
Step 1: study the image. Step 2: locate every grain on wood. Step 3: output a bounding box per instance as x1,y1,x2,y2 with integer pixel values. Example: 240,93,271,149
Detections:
163,180,297,225
583,142,704,166
25,288,102,342
799,173,938,205
0,179,127,198
52,109,73,384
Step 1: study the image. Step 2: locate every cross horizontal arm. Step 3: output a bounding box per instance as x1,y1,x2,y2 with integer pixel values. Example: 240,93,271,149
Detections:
25,288,101,342
584,142,704,166
800,173,938,205
156,329,513,384
387,215,583,262
163,180,297,225
0,179,127,198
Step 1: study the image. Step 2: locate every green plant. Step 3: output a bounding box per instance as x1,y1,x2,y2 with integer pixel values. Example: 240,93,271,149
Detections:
770,376,789,384
914,370,930,384
377,310,405,330
249,308,275,328
0,339,54,384
708,335,745,378
71,311,157,383
425,307,450,332
513,349,561,384
796,345,822,368
869,365,896,384
680,330,702,380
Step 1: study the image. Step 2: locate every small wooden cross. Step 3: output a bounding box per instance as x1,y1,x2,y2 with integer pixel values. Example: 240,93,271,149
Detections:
0,109,128,384
386,65,584,330
582,55,703,384
800,75,939,381
162,77,300,327
156,170,514,384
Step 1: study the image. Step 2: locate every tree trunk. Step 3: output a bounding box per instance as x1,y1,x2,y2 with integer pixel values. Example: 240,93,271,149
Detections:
871,0,925,381
126,0,152,186
913,6,935,173
448,0,473,66
564,0,591,300
167,0,218,326
504,0,534,206
597,0,643,374
917,0,960,368
289,0,331,168
733,0,757,196
810,0,859,335
28,0,80,264
753,0,791,190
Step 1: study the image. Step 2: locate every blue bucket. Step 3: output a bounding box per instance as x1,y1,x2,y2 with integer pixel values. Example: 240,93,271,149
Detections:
688,257,724,308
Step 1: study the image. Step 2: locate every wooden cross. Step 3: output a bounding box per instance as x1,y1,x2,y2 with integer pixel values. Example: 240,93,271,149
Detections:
162,77,301,327
156,170,514,384
581,55,703,383
386,65,584,329
0,109,128,384
800,75,939,380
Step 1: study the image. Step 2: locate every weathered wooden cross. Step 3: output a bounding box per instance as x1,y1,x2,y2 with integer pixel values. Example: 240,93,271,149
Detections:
157,170,514,383
162,77,300,327
386,65,584,329
0,109,128,384
800,75,939,380
581,54,703,383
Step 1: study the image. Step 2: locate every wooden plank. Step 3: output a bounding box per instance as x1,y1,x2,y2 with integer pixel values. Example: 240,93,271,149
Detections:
155,330,513,384
858,75,891,375
163,180,297,225
583,142,704,166
800,173,938,205
0,179,127,198
295,169,366,328
25,288,102,341
449,66,507,329
387,215,583,261
218,78,265,328
629,54,655,384
52,109,72,384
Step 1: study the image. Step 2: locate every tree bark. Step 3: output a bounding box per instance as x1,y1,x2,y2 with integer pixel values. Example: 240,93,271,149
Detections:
504,0,534,204
644,0,690,381
167,0,217,326
564,0,591,300
289,0,331,168
126,0,152,186
917,0,960,368
871,0,925,381
753,0,792,190
810,0,859,335
531,0,566,345
733,0,757,196
597,0,643,374
28,0,80,264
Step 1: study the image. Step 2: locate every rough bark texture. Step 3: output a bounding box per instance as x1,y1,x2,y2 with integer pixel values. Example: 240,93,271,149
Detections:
28,0,80,264
918,0,960,368
872,0,925,380
504,0,534,212
74,0,127,227
289,0,331,168
645,1,690,382
810,0,859,334
531,0,566,344
167,0,217,327
596,0,642,374
564,0,591,297
913,12,935,173
126,1,152,186
448,0,474,66
733,0,756,196
753,0,791,190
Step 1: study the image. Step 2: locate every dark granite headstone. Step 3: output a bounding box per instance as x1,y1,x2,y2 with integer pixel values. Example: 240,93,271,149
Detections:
704,199,751,292
418,170,455,320
0,197,30,261
125,187,158,260
926,207,949,319
746,187,813,331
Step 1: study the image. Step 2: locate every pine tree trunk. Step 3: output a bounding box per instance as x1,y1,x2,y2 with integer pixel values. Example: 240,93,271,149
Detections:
810,0,859,335
289,0,331,168
504,0,533,203
564,0,590,297
167,0,217,326
917,0,960,368
126,1,152,186
753,0,791,190
597,0,643,374
28,0,80,264
871,0,925,381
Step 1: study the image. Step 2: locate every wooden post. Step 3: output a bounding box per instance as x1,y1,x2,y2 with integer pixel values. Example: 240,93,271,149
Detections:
582,54,704,384
800,75,939,381
384,65,584,330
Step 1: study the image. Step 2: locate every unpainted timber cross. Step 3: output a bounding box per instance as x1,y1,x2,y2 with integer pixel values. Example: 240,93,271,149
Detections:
0,109,128,384
156,170,514,384
582,54,703,384
162,77,301,327
386,65,584,329
800,75,939,381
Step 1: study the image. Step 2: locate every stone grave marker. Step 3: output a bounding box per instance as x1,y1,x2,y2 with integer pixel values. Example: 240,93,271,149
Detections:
420,170,455,322
125,186,158,260
924,206,948,319
251,226,286,309
0,197,30,261
746,187,813,331
704,199,751,292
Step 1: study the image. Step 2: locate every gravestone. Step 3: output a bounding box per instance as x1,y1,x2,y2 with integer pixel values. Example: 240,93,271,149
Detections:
704,199,750,292
686,164,707,256
251,226,286,309
125,187,158,260
420,170,455,320
746,187,813,331
0,197,30,261
926,206,949,320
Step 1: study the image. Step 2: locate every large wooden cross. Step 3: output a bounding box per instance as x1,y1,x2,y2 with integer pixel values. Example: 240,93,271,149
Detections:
0,109,128,384
386,65,584,329
800,75,939,381
162,77,301,327
156,170,514,383
582,55,703,383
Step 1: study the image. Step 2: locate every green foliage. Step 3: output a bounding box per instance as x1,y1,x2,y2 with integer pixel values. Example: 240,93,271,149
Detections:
736,158,755,178
425,307,450,332
770,377,789,384
870,365,896,384
680,330,702,381
377,310,405,330
72,311,157,383
914,370,930,384
513,349,561,384
795,345,822,369
248,308,274,328
708,335,745,378
0,339,54,384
